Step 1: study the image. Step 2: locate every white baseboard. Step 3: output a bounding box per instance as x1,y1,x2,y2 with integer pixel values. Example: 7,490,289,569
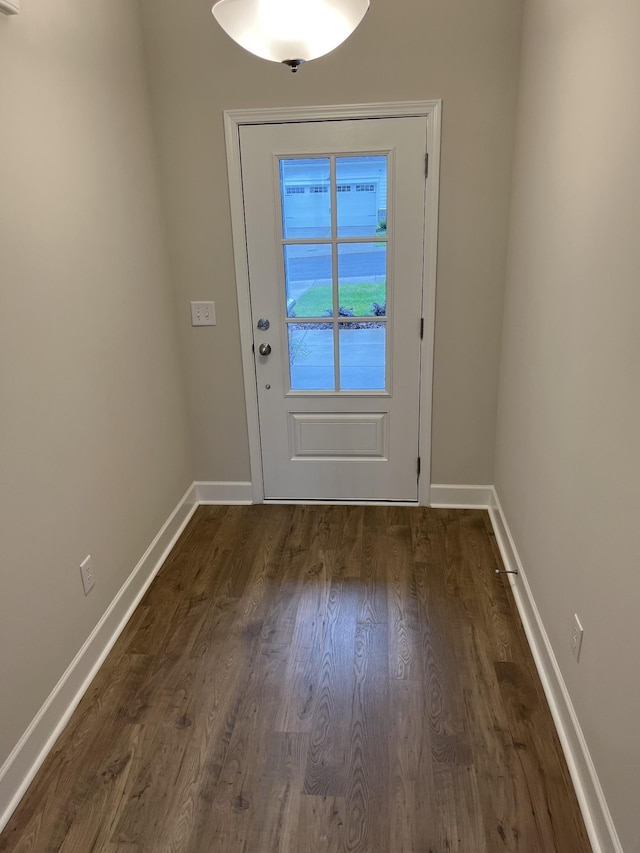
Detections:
488,488,623,853
195,481,253,504
264,499,419,506
429,483,494,508
0,482,199,835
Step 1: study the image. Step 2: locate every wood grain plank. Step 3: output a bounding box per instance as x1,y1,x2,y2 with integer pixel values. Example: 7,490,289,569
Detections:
495,660,592,852
332,505,364,579
458,622,540,852
303,579,359,797
460,511,515,662
273,509,333,733
244,733,308,852
433,764,487,853
388,679,436,852
386,523,421,680
344,622,389,852
297,795,346,853
193,643,289,851
358,507,388,624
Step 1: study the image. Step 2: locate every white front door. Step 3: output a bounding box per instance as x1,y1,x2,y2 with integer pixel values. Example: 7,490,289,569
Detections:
239,117,428,501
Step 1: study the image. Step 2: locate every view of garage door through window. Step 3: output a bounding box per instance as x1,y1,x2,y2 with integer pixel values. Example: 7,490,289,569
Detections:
280,155,388,392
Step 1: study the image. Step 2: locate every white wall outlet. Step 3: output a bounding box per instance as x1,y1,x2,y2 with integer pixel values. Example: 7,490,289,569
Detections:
571,613,584,662
80,555,95,596
190,301,216,326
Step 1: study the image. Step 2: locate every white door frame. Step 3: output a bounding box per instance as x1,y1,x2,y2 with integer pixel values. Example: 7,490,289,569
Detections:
223,101,442,506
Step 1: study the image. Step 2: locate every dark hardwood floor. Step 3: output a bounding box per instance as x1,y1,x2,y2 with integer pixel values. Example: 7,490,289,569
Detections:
0,506,592,852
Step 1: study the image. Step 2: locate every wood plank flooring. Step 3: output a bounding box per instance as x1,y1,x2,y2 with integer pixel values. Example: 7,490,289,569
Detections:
0,506,592,852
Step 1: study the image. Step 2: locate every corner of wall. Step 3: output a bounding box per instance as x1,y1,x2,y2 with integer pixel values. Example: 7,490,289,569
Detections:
488,488,623,853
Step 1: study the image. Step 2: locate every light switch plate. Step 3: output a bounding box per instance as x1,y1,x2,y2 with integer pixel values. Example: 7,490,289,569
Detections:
0,1,20,15
190,301,216,326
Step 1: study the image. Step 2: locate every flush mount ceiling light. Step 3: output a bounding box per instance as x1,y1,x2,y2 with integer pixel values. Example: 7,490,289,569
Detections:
0,0,20,14
212,0,370,72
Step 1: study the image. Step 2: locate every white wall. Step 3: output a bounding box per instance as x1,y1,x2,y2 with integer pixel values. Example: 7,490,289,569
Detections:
0,2,192,770
138,0,524,486
495,0,640,849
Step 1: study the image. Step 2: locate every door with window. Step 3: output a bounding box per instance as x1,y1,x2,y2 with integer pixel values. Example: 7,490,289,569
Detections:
239,117,428,501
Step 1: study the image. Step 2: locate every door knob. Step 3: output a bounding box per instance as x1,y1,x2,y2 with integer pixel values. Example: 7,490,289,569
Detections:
259,343,272,356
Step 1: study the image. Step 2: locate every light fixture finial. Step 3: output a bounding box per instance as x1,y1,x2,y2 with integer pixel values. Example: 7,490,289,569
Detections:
282,59,305,73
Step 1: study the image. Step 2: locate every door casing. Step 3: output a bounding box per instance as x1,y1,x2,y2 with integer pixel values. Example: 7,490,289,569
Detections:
223,101,442,505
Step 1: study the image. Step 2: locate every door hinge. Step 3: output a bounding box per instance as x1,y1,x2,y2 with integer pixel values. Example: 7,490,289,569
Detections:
425,153,429,178
420,317,424,339
417,457,421,477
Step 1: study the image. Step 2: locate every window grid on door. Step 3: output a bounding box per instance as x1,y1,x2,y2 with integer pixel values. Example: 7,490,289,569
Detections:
279,154,389,394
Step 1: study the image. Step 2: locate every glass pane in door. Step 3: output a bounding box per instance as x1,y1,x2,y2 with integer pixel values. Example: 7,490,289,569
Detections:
336,155,388,238
337,243,386,317
280,158,331,239
284,244,333,317
288,324,335,391
339,322,386,390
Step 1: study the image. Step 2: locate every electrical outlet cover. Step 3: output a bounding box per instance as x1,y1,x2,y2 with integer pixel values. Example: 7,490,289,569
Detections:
80,555,95,596
571,613,584,662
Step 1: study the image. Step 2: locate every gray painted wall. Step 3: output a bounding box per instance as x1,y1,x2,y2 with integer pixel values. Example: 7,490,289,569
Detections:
138,0,524,486
495,0,640,849
0,1,193,769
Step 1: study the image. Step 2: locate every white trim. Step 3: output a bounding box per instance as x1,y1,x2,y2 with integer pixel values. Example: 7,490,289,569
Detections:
223,101,442,506
195,481,254,504
225,101,443,125
488,488,623,853
0,483,199,835
224,110,265,505
264,499,419,507
417,104,441,506
429,483,494,508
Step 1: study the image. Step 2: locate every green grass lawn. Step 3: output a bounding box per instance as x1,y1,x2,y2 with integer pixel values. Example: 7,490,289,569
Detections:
294,282,386,317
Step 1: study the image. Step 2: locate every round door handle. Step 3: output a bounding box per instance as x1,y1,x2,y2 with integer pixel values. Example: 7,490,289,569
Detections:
258,343,272,356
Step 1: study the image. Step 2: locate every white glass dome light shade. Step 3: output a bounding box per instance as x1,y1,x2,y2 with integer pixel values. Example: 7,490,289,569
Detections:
212,0,370,70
